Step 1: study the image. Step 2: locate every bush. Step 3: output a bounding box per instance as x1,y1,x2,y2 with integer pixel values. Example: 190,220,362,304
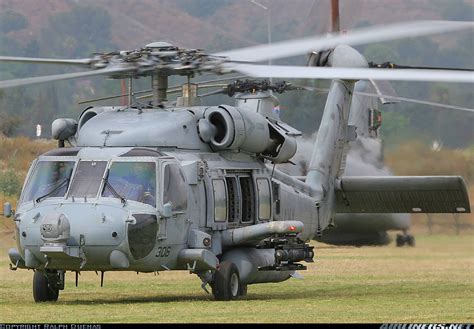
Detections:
0,167,21,197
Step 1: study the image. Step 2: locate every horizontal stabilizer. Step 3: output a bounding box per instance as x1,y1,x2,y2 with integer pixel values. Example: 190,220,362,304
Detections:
335,176,470,213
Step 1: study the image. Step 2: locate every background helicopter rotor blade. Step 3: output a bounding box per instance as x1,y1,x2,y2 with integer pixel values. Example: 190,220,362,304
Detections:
216,20,473,63
198,88,229,98
0,56,93,66
294,84,473,113
355,91,474,114
0,66,133,90
231,64,474,83
77,76,247,105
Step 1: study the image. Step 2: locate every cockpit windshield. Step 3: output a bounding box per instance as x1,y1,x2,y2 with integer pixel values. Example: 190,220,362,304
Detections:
21,161,75,203
68,161,107,198
101,162,156,207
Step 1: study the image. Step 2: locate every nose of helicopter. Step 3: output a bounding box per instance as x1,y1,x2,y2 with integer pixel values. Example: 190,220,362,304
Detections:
19,204,133,270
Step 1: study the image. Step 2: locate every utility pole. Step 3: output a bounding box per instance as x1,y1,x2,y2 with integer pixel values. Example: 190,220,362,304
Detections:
331,0,340,33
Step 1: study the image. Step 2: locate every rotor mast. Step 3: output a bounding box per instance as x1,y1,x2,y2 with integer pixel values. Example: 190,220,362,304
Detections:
152,74,168,105
145,41,177,106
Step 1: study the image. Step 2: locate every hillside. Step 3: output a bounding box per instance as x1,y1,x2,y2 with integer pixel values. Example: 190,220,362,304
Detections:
0,0,472,146
0,0,470,51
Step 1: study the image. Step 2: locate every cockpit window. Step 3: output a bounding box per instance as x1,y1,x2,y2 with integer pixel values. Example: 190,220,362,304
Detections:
101,162,156,207
21,161,75,203
68,161,107,198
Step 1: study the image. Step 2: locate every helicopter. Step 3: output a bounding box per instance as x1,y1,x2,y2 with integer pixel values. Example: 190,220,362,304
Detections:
1,20,472,302
278,0,415,248
277,80,415,247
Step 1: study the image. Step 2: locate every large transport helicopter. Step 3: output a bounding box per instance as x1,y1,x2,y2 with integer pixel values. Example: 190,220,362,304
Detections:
1,20,472,302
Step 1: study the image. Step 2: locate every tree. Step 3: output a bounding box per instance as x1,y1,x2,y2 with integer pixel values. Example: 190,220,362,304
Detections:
0,10,28,33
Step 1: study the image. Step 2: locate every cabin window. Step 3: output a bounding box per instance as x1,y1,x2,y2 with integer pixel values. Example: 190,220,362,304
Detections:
163,163,187,211
240,176,255,223
257,178,271,221
69,160,107,198
102,162,156,207
21,160,75,203
226,177,239,223
212,179,227,222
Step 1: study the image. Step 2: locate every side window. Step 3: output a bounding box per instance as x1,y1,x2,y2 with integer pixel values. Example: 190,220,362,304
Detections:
240,176,255,223
163,163,187,211
212,179,227,222
257,178,271,221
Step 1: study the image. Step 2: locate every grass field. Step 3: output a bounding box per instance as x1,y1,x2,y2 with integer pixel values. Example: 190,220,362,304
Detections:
0,234,472,323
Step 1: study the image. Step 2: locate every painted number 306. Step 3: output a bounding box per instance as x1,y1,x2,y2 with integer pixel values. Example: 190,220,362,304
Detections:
156,247,171,257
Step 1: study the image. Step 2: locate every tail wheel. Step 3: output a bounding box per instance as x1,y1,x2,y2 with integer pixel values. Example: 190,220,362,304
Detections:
212,261,241,301
33,271,59,303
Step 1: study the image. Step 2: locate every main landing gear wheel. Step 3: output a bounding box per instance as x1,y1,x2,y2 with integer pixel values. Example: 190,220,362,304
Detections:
212,261,243,301
33,271,59,302
396,233,416,247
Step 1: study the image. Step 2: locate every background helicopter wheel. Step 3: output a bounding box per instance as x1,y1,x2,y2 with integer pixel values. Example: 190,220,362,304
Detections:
406,235,416,247
211,261,241,301
396,234,406,247
33,271,59,303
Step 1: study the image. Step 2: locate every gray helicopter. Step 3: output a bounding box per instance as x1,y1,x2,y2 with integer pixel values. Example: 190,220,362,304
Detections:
276,79,415,247
1,20,472,302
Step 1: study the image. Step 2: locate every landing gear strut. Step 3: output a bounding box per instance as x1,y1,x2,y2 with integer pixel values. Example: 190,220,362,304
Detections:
396,232,415,247
33,270,64,302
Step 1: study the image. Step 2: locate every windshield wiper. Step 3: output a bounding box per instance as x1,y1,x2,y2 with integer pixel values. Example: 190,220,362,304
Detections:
102,169,127,205
35,177,70,203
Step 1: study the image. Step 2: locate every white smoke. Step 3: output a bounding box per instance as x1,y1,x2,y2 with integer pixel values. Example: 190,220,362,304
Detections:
277,134,393,177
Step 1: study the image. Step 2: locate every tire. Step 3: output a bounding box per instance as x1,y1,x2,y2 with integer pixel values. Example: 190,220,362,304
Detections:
396,234,406,247
239,284,248,298
212,261,241,301
33,271,59,303
406,235,415,247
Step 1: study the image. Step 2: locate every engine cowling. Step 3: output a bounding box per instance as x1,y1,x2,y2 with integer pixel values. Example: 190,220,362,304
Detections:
198,105,271,153
197,105,298,163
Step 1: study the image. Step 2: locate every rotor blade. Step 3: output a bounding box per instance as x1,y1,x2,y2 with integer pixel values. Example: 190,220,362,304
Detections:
369,80,399,104
0,66,133,90
295,84,473,113
231,64,474,83
198,89,228,98
215,20,474,63
78,88,153,105
0,56,92,67
355,91,474,114
190,75,248,85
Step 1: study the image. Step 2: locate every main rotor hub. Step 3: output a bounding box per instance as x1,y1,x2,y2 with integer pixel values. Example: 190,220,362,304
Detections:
226,79,294,96
88,42,227,79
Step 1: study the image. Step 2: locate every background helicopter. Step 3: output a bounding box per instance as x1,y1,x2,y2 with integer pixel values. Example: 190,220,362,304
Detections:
0,19,472,303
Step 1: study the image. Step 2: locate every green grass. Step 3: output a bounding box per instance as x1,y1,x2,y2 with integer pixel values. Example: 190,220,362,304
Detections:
0,234,473,323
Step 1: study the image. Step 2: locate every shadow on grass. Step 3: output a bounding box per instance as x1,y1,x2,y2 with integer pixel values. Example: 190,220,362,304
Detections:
58,283,420,305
